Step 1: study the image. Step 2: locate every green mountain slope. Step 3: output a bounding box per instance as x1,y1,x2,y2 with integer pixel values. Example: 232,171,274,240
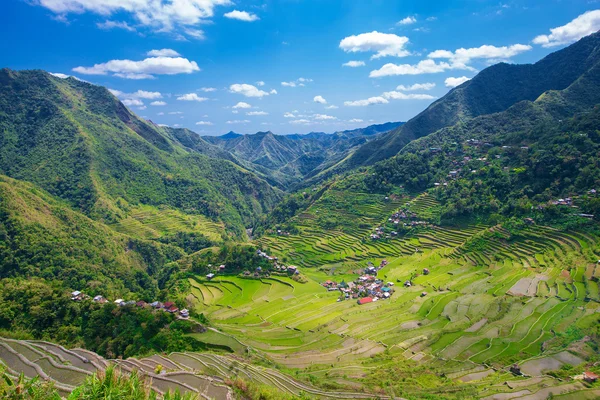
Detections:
0,69,282,237
338,30,600,170
0,175,181,298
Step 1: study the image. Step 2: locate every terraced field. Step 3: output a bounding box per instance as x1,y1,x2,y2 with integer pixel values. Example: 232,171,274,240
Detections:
111,205,225,242
182,190,600,398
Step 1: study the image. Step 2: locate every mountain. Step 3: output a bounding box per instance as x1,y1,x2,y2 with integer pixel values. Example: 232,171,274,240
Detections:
0,69,282,237
336,31,600,171
203,121,402,188
0,174,181,299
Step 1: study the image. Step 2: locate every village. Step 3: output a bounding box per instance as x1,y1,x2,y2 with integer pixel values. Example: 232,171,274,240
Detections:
69,291,190,319
204,249,300,281
322,259,405,305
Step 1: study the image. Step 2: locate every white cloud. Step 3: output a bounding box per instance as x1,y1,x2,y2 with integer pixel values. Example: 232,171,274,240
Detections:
339,31,410,59
199,87,217,92
73,56,200,79
97,20,135,32
226,119,251,124
428,43,532,64
247,111,268,116
397,16,417,25
229,83,273,97
342,60,366,67
281,81,296,87
281,78,312,87
325,105,338,109
169,111,183,115
445,76,471,88
147,48,180,57
177,93,208,102
122,98,144,107
283,112,296,118
396,82,435,91
314,114,336,120
298,78,312,83
223,10,259,21
34,0,232,32
349,118,363,123
232,101,252,109
344,96,389,107
256,81,265,86
150,100,166,106
137,105,147,110
131,90,162,99
195,121,213,125
314,95,327,104
533,10,600,48
370,59,460,77
289,119,311,124
381,91,436,100
50,72,70,79
184,28,205,40
231,110,239,114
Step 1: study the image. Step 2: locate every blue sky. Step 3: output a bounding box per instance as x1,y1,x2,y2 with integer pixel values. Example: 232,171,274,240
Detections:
2,0,600,135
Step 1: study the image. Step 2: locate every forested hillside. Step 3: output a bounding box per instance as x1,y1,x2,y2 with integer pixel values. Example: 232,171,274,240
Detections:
0,69,282,237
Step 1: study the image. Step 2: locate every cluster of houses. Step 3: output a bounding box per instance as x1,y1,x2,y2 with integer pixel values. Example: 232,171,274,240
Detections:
370,207,430,240
321,260,399,304
204,250,300,281
70,291,189,319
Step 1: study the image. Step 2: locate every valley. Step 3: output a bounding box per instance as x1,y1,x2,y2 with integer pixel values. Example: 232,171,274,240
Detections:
1,16,600,400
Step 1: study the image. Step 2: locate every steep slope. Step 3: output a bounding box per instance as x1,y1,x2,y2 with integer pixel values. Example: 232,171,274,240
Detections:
0,69,282,236
340,30,600,169
204,122,402,188
0,175,181,298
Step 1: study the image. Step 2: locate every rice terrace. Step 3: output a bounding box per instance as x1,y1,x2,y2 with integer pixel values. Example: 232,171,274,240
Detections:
2,2,600,400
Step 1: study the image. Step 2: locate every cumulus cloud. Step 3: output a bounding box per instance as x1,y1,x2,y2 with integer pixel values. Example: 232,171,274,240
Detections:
223,10,259,21
199,87,217,92
150,101,166,106
195,121,213,125
283,112,296,118
428,43,532,64
247,111,268,116
314,95,327,104
370,59,460,77
73,56,200,79
349,118,363,123
147,48,180,57
130,90,162,99
340,31,410,59
344,96,389,107
97,20,135,31
313,114,336,120
229,83,273,97
396,82,435,91
256,81,265,86
281,78,312,87
445,76,471,88
232,102,252,109
397,16,417,25
34,0,232,32
177,93,208,102
289,119,311,124
50,72,70,79
226,119,250,124
381,91,436,100
342,60,366,67
122,98,144,107
325,105,338,109
533,10,600,47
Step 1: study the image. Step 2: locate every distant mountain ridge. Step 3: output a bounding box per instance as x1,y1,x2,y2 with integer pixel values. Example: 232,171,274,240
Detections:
333,30,600,171
203,122,403,188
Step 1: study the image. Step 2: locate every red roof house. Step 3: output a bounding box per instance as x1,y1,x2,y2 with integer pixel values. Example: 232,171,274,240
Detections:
584,371,599,383
357,297,373,305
